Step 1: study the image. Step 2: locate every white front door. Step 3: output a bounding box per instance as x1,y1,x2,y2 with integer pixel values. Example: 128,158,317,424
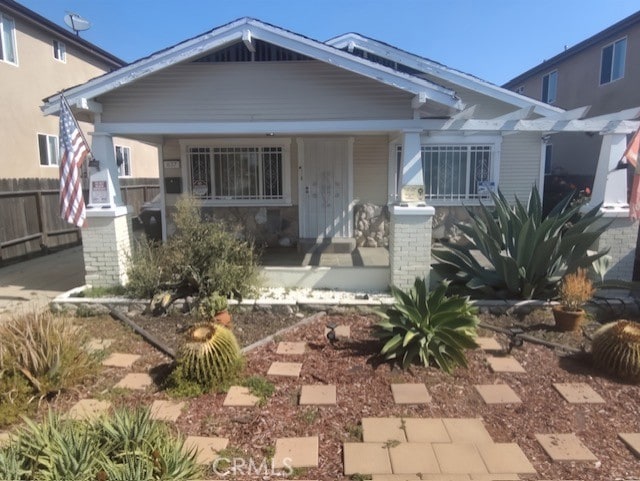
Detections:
298,138,352,240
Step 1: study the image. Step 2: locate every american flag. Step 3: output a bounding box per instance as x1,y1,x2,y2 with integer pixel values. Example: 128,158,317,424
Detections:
59,96,89,227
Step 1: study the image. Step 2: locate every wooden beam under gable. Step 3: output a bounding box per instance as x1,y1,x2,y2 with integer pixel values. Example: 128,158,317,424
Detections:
242,29,256,53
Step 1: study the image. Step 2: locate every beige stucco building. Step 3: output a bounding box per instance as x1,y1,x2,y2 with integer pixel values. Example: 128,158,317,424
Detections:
0,0,158,180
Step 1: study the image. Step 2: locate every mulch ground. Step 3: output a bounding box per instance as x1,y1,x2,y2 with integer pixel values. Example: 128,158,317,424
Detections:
13,307,640,480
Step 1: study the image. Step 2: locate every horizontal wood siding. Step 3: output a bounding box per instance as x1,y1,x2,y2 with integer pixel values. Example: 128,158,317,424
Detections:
353,136,389,205
100,61,413,123
499,133,542,202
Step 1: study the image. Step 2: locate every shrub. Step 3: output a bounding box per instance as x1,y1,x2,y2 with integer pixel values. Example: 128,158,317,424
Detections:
374,278,479,373
126,196,260,300
432,187,609,299
557,268,594,311
0,311,97,398
591,320,640,382
7,407,200,481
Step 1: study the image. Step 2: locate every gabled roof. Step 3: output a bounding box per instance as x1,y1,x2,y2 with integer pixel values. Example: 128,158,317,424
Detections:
503,9,640,88
326,32,564,117
0,0,124,68
42,17,464,115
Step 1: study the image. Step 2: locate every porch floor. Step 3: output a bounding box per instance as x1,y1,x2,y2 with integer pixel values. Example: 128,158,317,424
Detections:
260,246,389,267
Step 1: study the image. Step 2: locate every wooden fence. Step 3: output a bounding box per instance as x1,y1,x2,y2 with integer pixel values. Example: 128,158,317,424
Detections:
0,178,159,265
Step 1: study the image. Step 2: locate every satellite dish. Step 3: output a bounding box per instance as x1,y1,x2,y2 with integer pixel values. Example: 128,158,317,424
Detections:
64,13,91,36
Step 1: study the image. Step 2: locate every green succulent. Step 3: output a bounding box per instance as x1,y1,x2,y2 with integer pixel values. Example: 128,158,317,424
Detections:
591,320,640,382
432,187,609,299
374,278,479,373
178,323,243,389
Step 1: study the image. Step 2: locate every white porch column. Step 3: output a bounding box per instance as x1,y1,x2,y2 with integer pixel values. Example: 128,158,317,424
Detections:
83,132,133,287
586,132,638,282
388,130,435,290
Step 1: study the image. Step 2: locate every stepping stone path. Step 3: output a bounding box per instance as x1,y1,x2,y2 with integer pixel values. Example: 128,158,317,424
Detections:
276,341,306,355
184,435,229,464
475,336,503,352
84,338,114,353
553,382,605,403
618,433,640,458
475,384,522,404
267,361,302,377
323,324,350,340
114,373,153,390
150,400,185,422
101,352,141,368
66,399,112,421
299,384,336,405
0,432,10,447
273,436,319,468
345,417,535,477
486,355,526,373
390,383,431,404
223,386,260,407
535,433,597,461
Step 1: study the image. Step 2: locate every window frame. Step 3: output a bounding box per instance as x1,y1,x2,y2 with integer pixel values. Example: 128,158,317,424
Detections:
0,12,18,66
600,36,627,85
541,70,558,104
390,133,501,206
179,138,292,207
53,39,66,62
115,145,131,177
37,133,59,167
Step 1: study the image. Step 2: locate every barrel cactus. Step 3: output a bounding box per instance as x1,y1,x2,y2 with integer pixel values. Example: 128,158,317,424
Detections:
178,323,243,389
591,320,640,382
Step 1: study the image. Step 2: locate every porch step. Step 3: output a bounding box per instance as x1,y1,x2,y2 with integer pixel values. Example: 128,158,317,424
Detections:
298,238,356,254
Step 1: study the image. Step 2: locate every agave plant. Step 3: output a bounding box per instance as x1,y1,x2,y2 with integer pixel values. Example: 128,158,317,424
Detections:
591,320,640,382
374,278,479,373
177,323,243,389
432,187,609,299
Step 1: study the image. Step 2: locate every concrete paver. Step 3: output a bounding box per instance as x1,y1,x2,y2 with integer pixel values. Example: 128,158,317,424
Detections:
150,400,185,422
299,384,337,405
84,338,114,353
535,433,597,461
267,361,302,377
114,373,153,390
324,324,351,339
66,399,111,421
184,435,229,464
0,432,11,447
552,383,605,404
433,443,488,475
404,418,451,443
273,436,318,468
276,341,306,355
474,384,522,404
391,383,431,404
343,442,392,475
372,476,473,481
102,352,141,368
618,433,640,458
486,356,526,373
362,417,407,442
475,337,503,351
442,418,494,444
223,386,260,407
477,443,536,474
388,442,440,474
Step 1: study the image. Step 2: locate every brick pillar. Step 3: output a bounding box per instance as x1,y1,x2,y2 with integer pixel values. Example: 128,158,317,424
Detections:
83,207,133,287
389,204,435,290
594,212,638,281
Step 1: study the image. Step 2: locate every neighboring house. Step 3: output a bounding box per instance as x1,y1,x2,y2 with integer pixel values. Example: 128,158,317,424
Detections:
40,17,639,289
0,0,159,181
503,10,640,195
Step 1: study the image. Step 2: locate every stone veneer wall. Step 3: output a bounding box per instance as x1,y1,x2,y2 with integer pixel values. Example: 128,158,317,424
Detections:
83,212,132,287
166,206,299,248
354,203,389,247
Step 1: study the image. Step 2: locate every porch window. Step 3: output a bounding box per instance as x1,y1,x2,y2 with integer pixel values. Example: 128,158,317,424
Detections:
188,145,286,202
116,145,131,177
395,143,495,202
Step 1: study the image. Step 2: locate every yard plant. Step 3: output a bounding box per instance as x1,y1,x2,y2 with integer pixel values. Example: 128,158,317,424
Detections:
432,187,609,299
374,278,479,373
591,320,640,382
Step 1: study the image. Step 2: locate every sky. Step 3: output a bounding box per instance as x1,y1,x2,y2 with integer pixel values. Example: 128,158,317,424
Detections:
16,0,640,86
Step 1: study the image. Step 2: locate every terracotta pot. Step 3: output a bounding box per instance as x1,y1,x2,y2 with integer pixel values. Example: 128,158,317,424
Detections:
214,309,232,328
552,306,585,332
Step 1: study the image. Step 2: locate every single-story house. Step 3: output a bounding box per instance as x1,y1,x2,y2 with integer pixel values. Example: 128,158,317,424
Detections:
41,18,639,290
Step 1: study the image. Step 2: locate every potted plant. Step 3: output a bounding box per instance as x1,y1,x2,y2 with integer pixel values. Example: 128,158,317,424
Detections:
552,268,594,331
196,292,232,328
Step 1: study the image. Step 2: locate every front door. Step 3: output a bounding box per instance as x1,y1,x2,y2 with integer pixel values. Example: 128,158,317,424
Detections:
299,138,352,240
